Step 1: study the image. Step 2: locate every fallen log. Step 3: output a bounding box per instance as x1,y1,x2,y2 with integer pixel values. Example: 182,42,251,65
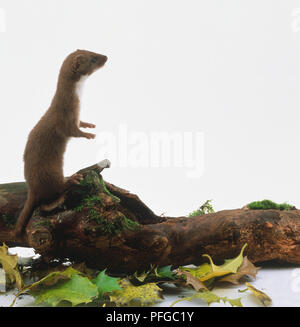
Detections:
0,162,299,273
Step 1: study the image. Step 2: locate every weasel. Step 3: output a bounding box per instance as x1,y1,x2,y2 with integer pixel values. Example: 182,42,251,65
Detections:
14,49,108,237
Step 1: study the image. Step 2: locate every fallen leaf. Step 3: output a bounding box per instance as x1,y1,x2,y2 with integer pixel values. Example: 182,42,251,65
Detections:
171,290,243,307
10,266,83,306
92,269,122,299
203,244,247,275
130,265,175,285
0,243,23,289
32,274,98,307
219,256,260,284
30,266,81,289
180,263,212,279
132,271,148,283
242,282,272,306
154,265,175,280
182,244,247,283
109,278,163,306
176,269,208,291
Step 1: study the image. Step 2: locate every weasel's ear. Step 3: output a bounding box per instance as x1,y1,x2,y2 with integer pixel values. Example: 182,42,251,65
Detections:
72,54,86,73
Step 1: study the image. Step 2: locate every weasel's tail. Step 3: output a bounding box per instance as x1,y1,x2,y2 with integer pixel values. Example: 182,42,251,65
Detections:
15,193,36,237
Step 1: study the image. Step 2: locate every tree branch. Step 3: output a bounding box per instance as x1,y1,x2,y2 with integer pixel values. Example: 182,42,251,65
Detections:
0,163,299,273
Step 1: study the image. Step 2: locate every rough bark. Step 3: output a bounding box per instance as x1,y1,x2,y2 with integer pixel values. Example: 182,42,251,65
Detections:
0,163,300,273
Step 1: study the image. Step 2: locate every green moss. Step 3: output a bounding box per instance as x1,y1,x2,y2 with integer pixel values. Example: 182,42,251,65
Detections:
88,208,100,221
69,172,119,211
85,195,102,206
87,210,139,236
65,171,103,209
68,171,136,236
98,178,120,203
94,213,139,235
74,195,102,213
189,200,215,217
73,204,85,213
247,199,295,211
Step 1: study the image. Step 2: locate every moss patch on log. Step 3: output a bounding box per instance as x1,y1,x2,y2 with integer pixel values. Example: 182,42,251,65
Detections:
248,199,296,211
86,212,139,235
69,170,139,236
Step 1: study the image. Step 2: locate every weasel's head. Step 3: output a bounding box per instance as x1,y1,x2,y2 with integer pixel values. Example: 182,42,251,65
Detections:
62,49,108,80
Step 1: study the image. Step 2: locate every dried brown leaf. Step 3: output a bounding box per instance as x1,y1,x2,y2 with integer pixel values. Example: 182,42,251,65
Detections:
176,269,208,291
219,256,260,285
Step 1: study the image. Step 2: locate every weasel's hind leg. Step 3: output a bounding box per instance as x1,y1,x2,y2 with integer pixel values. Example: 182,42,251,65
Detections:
40,174,83,212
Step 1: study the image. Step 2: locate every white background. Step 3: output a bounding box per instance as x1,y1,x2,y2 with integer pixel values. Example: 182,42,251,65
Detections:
1,0,300,307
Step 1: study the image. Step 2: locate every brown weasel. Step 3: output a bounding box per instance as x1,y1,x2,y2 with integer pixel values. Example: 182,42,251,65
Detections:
14,49,108,237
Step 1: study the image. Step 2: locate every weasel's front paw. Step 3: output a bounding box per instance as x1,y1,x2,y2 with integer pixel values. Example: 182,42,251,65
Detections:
69,173,83,185
83,132,96,139
80,122,96,129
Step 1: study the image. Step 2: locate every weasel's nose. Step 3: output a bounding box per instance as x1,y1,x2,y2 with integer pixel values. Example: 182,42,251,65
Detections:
98,55,108,65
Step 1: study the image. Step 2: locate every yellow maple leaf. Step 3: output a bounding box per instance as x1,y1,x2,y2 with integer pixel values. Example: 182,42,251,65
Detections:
181,244,248,283
0,243,24,289
199,244,248,281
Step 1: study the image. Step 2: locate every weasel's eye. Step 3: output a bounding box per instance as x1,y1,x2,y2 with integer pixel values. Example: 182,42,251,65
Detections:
91,57,97,63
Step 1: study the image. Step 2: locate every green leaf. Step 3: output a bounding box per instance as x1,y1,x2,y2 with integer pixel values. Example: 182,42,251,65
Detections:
130,265,175,285
171,290,243,307
10,266,83,306
32,274,98,307
155,266,175,280
92,269,122,299
30,267,81,289
227,297,243,307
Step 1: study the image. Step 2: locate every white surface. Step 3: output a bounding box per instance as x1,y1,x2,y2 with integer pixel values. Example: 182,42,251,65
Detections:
1,0,300,307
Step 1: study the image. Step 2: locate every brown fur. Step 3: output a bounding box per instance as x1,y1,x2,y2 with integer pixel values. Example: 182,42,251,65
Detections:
14,49,108,236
